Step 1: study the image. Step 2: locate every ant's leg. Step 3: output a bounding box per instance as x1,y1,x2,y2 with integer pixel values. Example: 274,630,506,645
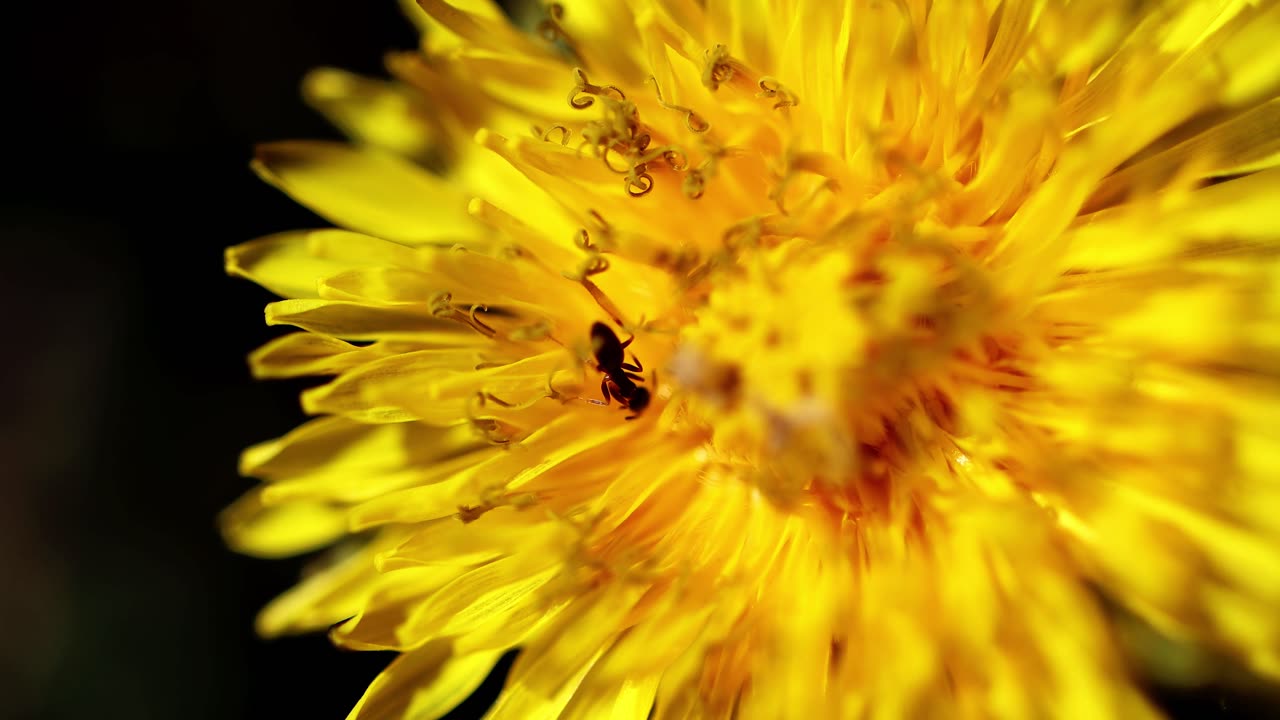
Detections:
621,355,644,380
619,333,635,350
599,377,612,405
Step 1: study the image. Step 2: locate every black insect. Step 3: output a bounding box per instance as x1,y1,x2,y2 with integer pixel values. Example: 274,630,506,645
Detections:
590,321,650,419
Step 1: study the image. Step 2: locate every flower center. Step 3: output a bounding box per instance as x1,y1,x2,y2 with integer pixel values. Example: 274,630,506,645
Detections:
672,226,1002,505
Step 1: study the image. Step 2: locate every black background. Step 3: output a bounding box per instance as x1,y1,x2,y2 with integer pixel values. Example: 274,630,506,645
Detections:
3,1,1275,718
4,2,480,718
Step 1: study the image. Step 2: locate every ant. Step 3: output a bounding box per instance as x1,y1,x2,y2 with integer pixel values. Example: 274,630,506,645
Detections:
589,321,650,419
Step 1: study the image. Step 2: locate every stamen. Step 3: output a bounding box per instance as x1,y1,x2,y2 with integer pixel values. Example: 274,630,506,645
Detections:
459,487,539,524
579,255,610,277
772,176,837,216
648,76,711,134
428,290,456,319
625,169,655,196
722,217,764,252
602,146,633,174
757,77,799,109
562,251,610,286
663,146,689,171
568,73,701,199
468,304,496,335
679,217,770,290
535,2,566,43
568,68,625,109
456,503,491,523
587,209,610,233
465,392,519,445
428,291,498,337
702,44,736,91
680,144,731,199
476,389,545,411
575,210,614,253
541,125,572,146
632,144,682,169
683,169,706,199
579,276,628,327
651,247,702,275
771,153,848,216
544,366,571,401
533,2,582,65
468,417,514,446
499,243,564,286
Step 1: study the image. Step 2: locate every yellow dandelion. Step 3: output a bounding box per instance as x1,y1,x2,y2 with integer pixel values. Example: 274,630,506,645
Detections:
224,0,1280,717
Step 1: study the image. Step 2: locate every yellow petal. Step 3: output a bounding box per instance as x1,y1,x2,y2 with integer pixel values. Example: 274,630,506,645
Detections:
332,565,471,650
1087,97,1280,210
396,551,562,642
415,0,549,57
219,488,347,558
1216,2,1280,105
506,586,639,699
1063,167,1280,270
377,507,553,570
262,454,481,507
257,541,382,636
443,50,572,120
303,67,438,161
549,0,647,82
247,333,391,379
559,671,660,720
241,416,476,482
305,228,423,266
252,141,479,244
398,0,432,34
264,298,474,341
453,591,573,656
241,417,492,507
226,231,349,299
592,598,712,681
347,642,501,720
303,349,566,427
483,651,601,720
348,469,486,530
300,349,483,423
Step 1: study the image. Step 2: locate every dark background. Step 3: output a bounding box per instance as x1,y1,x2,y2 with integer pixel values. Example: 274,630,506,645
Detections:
4,2,473,718
2,1,1275,718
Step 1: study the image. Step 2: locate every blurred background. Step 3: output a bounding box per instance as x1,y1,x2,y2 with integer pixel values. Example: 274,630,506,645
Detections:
1,0,1275,718
3,1,475,717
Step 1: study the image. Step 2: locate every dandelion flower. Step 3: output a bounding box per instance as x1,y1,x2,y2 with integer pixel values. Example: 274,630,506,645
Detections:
224,0,1280,717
